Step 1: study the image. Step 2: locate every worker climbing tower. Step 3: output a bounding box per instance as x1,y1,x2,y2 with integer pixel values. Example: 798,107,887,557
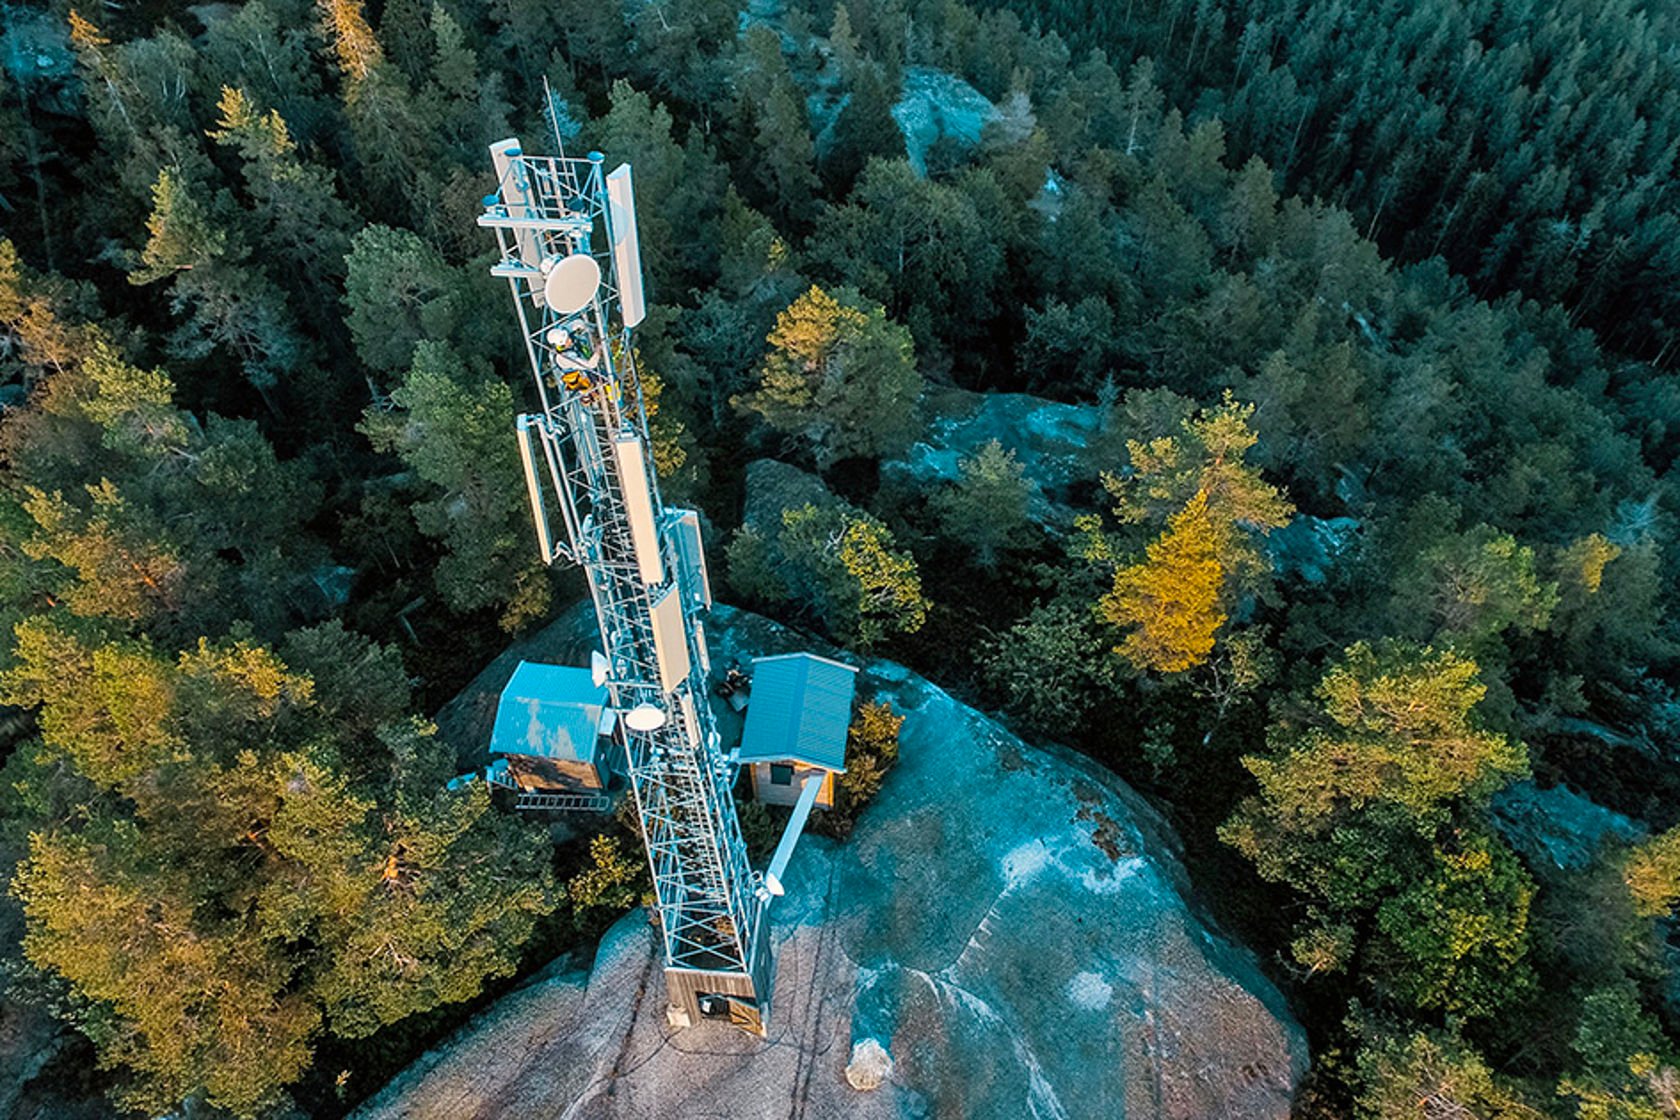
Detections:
478,129,772,1033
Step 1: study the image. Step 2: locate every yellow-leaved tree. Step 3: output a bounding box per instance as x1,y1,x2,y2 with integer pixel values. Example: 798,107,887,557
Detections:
1092,393,1292,673
1100,490,1227,672
734,285,922,469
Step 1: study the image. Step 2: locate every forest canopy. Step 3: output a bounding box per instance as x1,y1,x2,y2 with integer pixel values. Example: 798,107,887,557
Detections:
0,0,1676,1116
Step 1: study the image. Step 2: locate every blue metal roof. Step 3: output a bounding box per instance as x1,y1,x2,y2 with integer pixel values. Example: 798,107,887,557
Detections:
489,661,608,765
737,653,858,771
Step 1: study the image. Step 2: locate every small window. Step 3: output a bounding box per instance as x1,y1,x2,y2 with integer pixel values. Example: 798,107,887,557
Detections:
769,763,794,786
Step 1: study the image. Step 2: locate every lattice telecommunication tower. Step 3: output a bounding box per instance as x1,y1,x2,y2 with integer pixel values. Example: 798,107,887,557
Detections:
479,127,773,1033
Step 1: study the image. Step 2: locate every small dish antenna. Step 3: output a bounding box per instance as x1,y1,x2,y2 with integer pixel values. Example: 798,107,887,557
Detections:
625,703,666,732
543,254,600,315
590,650,611,687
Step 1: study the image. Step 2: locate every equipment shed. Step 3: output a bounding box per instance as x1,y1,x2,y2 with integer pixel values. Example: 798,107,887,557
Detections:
489,661,612,793
737,653,858,809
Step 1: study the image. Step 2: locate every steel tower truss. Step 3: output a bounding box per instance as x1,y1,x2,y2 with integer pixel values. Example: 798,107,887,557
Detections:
479,138,770,1026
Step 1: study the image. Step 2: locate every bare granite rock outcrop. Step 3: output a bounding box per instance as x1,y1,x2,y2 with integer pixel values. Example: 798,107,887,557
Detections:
360,607,1307,1120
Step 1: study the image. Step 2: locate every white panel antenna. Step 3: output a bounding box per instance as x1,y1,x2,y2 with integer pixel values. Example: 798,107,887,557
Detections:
650,587,691,692
606,164,647,328
611,435,664,585
488,139,541,293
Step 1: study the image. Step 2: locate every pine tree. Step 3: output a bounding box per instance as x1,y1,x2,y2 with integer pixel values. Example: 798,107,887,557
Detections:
1356,1030,1545,1120
359,342,549,631
1222,641,1531,999
127,168,304,403
1110,391,1293,594
207,87,354,279
128,168,226,284
342,224,467,377
742,501,927,648
3,621,556,1117
824,61,903,190
931,439,1033,568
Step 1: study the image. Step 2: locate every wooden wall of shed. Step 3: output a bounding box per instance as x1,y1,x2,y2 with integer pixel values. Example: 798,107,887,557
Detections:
502,753,606,791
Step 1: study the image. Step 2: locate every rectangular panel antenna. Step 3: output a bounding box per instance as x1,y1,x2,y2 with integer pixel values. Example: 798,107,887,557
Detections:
611,435,664,585
669,509,712,611
489,139,541,291
651,587,691,692
606,164,647,328
514,415,556,563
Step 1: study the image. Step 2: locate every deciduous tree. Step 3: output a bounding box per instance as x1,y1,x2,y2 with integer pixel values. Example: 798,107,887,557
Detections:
735,285,922,469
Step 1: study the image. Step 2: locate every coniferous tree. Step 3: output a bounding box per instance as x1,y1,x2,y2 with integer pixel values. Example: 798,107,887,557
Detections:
930,440,1033,568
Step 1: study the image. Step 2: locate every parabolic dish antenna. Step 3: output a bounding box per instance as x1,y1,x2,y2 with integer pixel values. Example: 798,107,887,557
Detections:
625,703,667,732
543,254,600,315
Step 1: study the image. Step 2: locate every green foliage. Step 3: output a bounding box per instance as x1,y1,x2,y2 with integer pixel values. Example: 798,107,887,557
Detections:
360,342,549,631
980,596,1120,731
0,328,319,642
728,500,927,648
818,699,904,836
1390,511,1559,654
1090,395,1292,674
808,159,1003,360
1557,983,1680,1120
1355,1029,1545,1120
129,167,227,284
1000,0,1680,364
593,80,728,290
839,700,903,807
1100,490,1228,673
126,165,303,397
566,833,650,917
823,57,904,190
1235,641,1526,843
930,439,1033,568
735,284,923,469
21,482,191,627
735,797,777,863
4,621,556,1116
1107,392,1293,581
1192,626,1277,724
1622,827,1680,920
207,86,354,278
1224,641,1531,1016
343,225,468,377
1370,833,1535,1018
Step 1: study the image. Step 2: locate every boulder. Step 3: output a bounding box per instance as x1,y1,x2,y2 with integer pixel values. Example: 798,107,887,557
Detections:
1490,780,1644,875
1265,516,1360,587
847,1038,894,1091
891,68,1000,175
881,387,1108,528
741,458,843,533
358,606,1306,1120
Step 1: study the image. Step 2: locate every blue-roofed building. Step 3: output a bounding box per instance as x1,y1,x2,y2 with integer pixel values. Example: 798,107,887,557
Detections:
489,661,612,794
737,653,858,809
